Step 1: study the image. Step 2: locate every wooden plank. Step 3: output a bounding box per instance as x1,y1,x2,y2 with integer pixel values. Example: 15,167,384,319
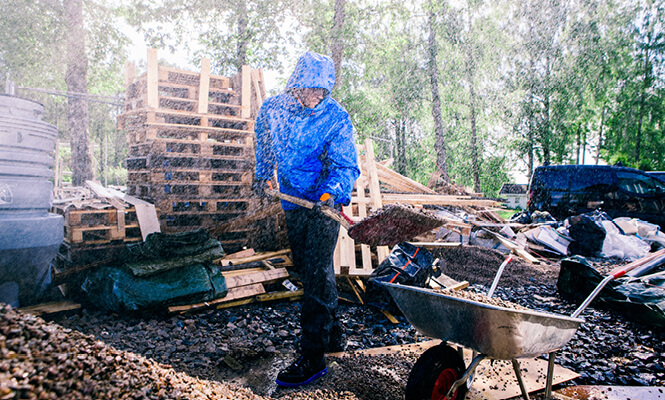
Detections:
374,193,499,207
168,283,266,313
439,281,470,291
364,139,390,263
484,229,540,264
256,289,303,302
335,204,357,274
223,268,289,289
197,57,211,114
374,162,437,194
146,48,159,108
215,248,291,266
224,248,256,260
353,163,374,275
125,61,136,90
345,276,364,305
408,241,462,248
20,301,81,316
380,309,399,324
122,107,255,124
241,65,251,119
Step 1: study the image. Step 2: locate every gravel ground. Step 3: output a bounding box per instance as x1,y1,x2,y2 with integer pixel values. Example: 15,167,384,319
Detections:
1,245,664,399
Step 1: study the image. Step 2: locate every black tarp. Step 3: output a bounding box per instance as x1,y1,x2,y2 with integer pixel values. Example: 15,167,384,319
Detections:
557,256,665,327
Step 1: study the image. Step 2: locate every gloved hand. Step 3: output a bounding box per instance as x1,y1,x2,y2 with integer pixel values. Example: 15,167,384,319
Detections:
314,193,335,209
252,180,273,199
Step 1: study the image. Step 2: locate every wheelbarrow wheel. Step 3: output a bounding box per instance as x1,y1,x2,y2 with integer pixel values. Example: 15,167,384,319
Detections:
405,343,468,400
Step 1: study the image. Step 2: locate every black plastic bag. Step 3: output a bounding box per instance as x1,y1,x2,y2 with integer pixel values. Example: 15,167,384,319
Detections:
567,214,607,256
366,242,437,312
557,256,665,327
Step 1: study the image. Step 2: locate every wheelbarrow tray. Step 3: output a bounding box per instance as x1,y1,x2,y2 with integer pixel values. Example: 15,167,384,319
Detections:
382,282,584,360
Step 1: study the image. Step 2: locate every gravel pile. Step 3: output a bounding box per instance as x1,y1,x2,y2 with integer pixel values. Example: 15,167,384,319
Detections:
1,245,663,399
437,287,530,310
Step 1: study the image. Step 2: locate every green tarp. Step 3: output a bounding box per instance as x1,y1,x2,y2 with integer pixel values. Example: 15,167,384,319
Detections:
81,229,227,312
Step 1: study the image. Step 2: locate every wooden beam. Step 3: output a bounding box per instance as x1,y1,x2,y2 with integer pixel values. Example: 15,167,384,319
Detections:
215,248,291,266
125,61,135,89
256,289,303,302
241,65,251,119
375,162,437,194
364,139,390,263
197,57,211,114
168,283,266,314
146,48,159,108
20,301,81,316
223,268,289,289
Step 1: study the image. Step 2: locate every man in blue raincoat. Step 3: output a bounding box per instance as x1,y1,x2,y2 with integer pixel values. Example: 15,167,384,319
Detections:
254,51,360,387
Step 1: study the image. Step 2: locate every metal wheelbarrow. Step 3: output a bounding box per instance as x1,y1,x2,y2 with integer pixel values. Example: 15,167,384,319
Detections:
381,257,641,400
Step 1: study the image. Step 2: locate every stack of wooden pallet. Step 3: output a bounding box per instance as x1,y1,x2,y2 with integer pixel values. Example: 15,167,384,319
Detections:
119,49,265,252
50,183,156,285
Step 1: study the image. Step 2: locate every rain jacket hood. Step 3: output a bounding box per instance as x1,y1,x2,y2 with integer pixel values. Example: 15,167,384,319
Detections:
285,51,336,94
254,52,359,210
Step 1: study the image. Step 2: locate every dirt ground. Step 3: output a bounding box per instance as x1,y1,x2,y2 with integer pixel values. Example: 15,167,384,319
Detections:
432,245,560,288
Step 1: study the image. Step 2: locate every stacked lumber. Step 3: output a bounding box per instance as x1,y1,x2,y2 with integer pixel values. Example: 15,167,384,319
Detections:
168,248,301,314
119,49,265,253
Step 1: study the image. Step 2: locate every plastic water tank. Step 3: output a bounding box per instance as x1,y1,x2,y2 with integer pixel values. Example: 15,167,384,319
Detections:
0,95,64,307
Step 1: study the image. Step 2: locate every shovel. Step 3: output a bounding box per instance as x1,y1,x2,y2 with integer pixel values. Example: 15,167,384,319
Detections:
266,189,446,247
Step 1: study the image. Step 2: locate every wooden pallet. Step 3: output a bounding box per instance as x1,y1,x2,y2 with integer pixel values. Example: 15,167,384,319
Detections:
127,169,252,185
125,51,242,118
126,181,250,199
153,198,251,214
119,108,254,133
64,223,142,244
125,153,251,171
128,138,253,159
53,206,138,227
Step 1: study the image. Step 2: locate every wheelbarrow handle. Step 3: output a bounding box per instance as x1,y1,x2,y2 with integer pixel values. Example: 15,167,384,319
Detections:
265,189,353,230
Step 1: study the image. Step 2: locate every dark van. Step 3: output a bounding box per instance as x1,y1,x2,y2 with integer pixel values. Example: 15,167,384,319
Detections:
527,165,665,229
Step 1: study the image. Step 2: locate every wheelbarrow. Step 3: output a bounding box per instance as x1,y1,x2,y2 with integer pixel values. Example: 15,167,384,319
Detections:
381,259,642,400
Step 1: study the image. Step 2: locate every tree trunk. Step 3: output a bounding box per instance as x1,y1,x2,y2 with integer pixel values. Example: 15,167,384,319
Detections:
542,56,552,165
635,43,650,164
596,107,605,165
64,0,93,186
395,119,407,175
236,0,248,70
427,1,449,182
330,0,345,91
468,81,481,193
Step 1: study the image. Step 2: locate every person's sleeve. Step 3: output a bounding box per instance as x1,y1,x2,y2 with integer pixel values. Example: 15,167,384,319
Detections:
254,103,276,181
320,116,360,205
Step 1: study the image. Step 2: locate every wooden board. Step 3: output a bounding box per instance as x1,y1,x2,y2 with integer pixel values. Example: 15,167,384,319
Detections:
20,301,81,316
222,268,289,289
168,283,266,314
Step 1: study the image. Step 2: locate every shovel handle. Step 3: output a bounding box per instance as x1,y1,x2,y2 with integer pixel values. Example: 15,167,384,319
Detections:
265,189,353,230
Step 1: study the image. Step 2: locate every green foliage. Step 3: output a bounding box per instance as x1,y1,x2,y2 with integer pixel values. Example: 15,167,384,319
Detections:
4,0,665,195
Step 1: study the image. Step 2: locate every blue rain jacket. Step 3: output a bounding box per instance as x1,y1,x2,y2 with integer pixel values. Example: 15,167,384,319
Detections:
255,52,360,210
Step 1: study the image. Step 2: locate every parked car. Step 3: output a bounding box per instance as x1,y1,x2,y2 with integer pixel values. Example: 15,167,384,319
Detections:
648,171,665,181
527,164,665,229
